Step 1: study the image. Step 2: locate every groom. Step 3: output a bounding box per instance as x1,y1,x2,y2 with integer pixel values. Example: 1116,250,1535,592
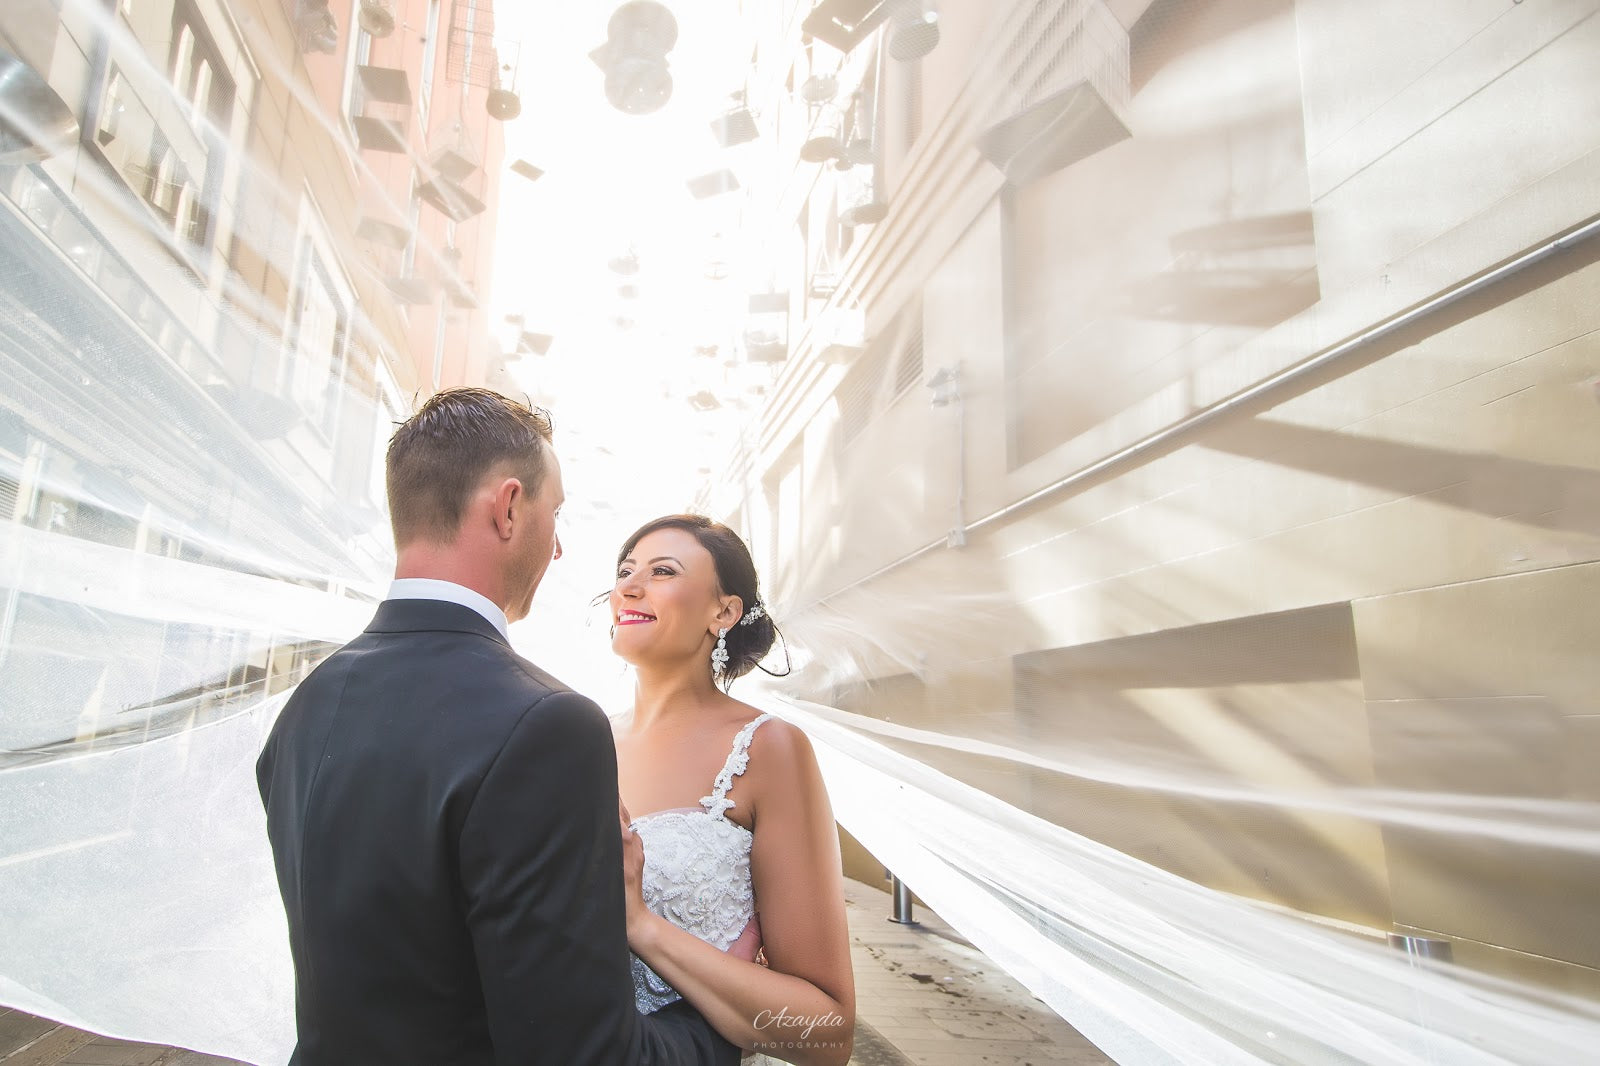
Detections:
257,388,735,1065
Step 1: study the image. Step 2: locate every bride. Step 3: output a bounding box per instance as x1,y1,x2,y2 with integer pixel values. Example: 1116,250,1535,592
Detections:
607,514,855,1066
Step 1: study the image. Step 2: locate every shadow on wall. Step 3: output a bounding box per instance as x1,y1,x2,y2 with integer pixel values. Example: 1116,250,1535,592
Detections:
1205,416,1600,540
1005,0,1321,468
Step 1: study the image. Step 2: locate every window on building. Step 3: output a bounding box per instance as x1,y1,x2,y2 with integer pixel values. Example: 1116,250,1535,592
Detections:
340,5,375,137
419,0,443,124
401,173,423,279
369,367,403,508
171,25,195,92
287,244,352,440
156,4,234,256
431,300,447,388
95,70,126,147
169,10,232,130
145,140,182,215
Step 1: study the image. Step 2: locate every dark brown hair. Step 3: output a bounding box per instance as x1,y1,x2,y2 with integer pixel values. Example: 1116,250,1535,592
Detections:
385,387,554,546
616,514,787,689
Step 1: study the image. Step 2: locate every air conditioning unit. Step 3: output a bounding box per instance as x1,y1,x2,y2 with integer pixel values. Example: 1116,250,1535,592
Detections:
976,0,1132,183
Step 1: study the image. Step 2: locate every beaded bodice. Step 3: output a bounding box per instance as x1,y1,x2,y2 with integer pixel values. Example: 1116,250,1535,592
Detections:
628,713,773,1014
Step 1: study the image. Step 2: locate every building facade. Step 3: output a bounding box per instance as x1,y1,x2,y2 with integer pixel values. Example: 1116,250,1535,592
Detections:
707,0,1600,993
0,0,508,762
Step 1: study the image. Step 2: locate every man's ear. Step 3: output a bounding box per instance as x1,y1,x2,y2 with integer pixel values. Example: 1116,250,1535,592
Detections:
490,477,521,540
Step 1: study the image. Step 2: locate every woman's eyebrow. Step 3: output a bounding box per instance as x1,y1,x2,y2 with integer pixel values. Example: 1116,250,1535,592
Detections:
646,556,684,567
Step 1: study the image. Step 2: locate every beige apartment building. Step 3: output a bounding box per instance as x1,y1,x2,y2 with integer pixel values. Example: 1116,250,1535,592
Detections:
705,0,1600,993
0,0,509,762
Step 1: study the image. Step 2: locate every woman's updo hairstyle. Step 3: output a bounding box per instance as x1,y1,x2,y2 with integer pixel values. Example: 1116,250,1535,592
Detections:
616,513,787,689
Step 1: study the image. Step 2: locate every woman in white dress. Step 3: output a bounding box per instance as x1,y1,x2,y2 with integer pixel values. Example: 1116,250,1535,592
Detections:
609,514,855,1066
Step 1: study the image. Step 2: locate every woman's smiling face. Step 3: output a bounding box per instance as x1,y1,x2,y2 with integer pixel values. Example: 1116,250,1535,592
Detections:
610,527,730,668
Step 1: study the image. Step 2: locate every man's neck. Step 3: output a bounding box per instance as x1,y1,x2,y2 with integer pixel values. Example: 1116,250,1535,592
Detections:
394,545,506,615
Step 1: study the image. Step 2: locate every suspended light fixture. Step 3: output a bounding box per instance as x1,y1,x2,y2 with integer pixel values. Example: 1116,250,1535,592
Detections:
357,0,396,37
839,162,888,226
800,105,844,163
832,93,874,171
711,91,759,147
591,1,678,115
487,41,525,121
744,292,790,363
486,86,521,120
800,73,839,104
889,0,940,62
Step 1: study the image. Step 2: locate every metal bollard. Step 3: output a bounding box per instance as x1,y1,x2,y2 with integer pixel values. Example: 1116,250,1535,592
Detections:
1388,933,1452,1064
887,873,918,925
1387,934,1453,963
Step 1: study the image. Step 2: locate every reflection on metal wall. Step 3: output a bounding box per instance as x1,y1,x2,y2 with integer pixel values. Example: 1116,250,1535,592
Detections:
709,0,1600,1058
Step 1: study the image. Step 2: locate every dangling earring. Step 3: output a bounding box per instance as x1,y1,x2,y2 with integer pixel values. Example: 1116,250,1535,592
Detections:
711,627,729,679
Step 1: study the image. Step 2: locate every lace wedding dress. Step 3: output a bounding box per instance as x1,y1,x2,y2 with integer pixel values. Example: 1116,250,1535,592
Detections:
629,713,781,1063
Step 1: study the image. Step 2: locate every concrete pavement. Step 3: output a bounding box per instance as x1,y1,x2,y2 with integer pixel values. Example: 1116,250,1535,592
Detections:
2,880,1113,1066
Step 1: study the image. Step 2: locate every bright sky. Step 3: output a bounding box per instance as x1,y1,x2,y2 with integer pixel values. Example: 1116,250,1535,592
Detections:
485,2,779,697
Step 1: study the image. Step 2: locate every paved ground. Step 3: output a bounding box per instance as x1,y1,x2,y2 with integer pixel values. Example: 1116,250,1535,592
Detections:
0,1010,240,1066
842,879,1112,1066
2,880,1112,1066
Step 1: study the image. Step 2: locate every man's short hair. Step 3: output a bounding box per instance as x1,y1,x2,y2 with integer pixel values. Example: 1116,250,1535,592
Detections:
385,387,554,546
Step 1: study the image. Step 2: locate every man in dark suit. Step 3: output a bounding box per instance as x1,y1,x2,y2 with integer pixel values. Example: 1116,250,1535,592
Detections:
257,388,735,1065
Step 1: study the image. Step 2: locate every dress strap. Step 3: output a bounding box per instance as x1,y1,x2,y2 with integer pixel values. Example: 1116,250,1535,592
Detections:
700,713,774,821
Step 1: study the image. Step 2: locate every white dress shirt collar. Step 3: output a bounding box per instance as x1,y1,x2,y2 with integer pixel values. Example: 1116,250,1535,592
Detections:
385,578,510,640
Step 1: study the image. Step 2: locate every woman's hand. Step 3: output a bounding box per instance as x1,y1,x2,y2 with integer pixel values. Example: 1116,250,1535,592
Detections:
618,721,855,1065
618,798,653,947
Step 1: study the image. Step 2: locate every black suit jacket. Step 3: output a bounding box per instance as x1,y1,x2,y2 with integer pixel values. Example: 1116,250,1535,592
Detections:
257,598,736,1066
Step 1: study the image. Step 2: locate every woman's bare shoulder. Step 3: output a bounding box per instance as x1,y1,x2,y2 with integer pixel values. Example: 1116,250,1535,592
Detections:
717,700,809,760
738,710,822,805
746,711,810,761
